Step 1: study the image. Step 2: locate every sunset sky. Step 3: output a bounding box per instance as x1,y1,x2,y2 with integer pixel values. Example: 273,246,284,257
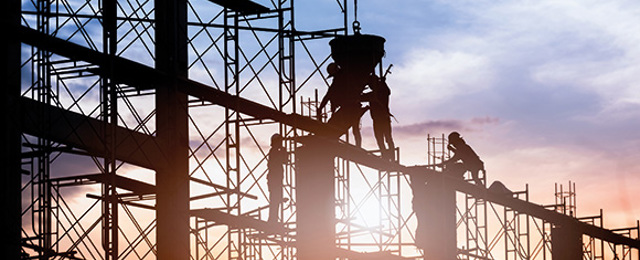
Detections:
19,0,640,255
295,0,640,229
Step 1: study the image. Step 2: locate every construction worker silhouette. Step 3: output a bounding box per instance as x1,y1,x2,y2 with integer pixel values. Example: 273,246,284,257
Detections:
319,63,363,147
437,132,485,186
319,63,341,114
267,134,287,223
363,74,395,160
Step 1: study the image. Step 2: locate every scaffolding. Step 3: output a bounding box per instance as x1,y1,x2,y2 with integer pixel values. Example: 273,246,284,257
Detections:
7,0,640,259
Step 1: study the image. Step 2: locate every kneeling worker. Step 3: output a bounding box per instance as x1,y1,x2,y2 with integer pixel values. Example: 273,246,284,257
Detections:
437,132,485,186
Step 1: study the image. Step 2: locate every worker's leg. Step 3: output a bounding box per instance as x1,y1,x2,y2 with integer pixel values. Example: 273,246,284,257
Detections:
267,179,282,222
372,120,386,151
470,169,484,186
444,163,466,179
352,119,362,147
382,119,395,157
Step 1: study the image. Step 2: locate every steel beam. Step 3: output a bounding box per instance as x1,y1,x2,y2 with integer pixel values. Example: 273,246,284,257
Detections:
442,177,640,249
49,174,156,195
19,97,165,170
206,0,270,15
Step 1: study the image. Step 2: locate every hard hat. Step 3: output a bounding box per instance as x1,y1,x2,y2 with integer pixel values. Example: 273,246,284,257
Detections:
327,63,339,77
271,134,283,145
448,132,462,142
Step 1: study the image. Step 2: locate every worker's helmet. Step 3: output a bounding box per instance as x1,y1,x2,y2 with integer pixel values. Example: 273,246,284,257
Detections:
271,134,283,146
327,63,340,77
448,132,462,143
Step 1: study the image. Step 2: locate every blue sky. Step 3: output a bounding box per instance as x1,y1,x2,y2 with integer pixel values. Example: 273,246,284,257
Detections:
294,0,640,228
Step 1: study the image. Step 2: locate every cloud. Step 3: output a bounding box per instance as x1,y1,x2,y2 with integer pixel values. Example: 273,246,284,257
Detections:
389,116,500,137
382,0,640,152
456,0,640,112
393,120,461,136
391,49,495,105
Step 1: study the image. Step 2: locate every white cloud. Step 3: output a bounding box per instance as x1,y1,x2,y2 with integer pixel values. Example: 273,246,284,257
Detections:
384,0,640,144
391,49,495,106
471,0,640,111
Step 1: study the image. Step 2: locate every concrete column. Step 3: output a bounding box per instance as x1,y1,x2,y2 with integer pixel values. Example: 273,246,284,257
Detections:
423,174,457,259
551,224,582,260
2,0,23,258
155,0,190,259
296,139,336,259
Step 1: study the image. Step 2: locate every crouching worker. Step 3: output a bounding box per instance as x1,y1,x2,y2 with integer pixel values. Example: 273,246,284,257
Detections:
436,132,485,186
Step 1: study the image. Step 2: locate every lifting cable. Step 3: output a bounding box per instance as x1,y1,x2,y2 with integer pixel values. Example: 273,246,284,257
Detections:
353,0,361,34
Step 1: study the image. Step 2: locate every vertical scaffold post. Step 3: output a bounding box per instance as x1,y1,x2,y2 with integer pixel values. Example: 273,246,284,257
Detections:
155,0,190,259
296,137,336,259
551,224,582,260
2,0,22,258
423,173,457,259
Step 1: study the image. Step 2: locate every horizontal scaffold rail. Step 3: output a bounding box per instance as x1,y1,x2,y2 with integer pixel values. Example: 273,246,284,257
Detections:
49,173,155,195
191,208,294,235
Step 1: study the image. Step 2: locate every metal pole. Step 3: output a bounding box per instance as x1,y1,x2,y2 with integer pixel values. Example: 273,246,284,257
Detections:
101,0,118,257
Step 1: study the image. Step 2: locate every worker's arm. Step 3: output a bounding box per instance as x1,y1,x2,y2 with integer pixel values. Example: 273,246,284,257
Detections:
319,94,329,110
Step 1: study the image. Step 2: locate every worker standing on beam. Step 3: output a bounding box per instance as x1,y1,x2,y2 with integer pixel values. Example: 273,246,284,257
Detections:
363,73,395,160
319,62,363,147
267,134,288,223
437,132,485,186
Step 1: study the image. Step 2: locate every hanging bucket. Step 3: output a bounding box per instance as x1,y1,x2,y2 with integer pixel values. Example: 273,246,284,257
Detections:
329,33,386,74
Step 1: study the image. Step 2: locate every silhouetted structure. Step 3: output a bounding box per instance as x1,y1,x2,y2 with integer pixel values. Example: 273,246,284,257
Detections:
11,0,640,259
438,131,485,186
267,134,287,223
363,74,395,159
